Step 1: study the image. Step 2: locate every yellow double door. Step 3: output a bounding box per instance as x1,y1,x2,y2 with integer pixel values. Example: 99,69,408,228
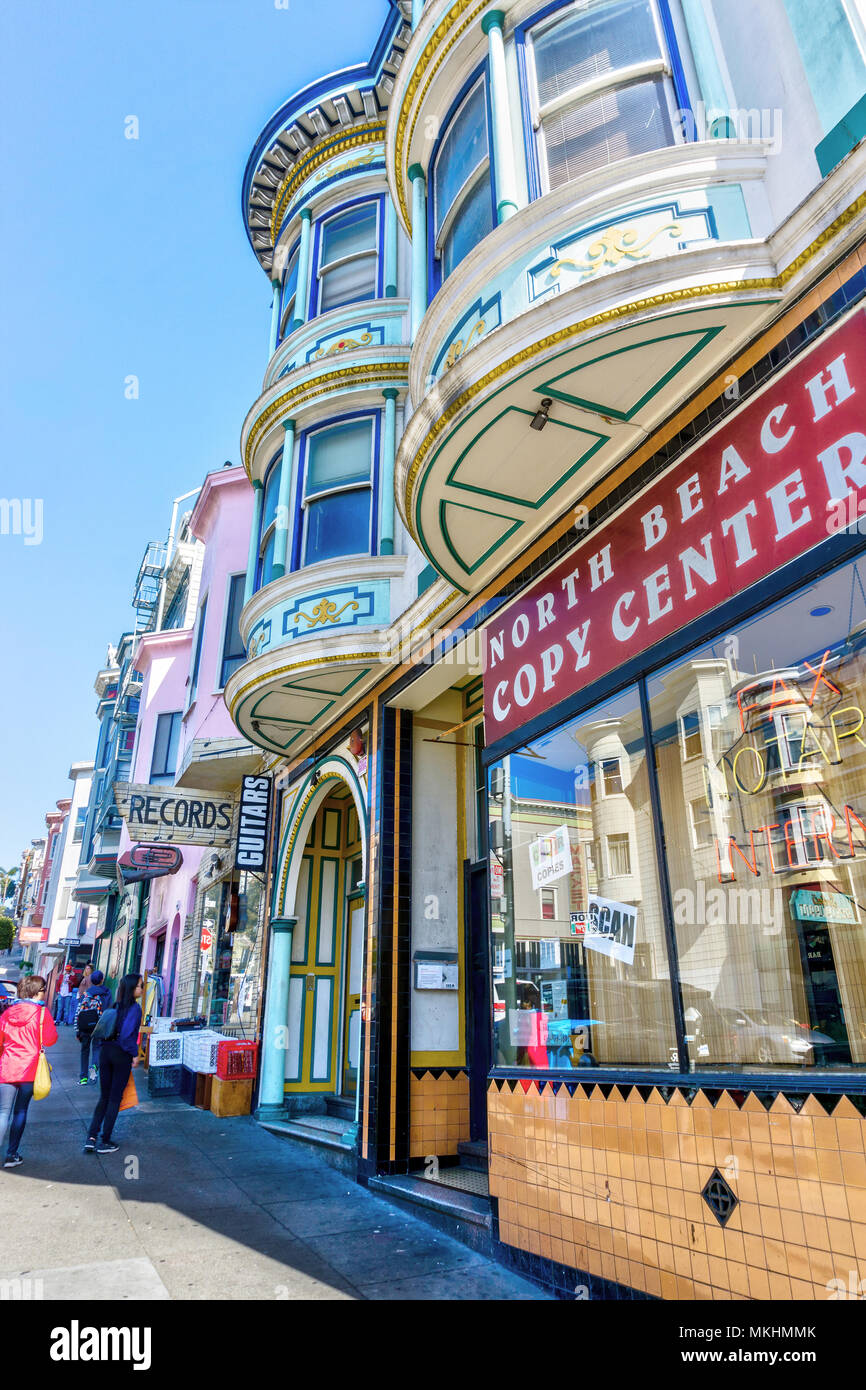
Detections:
285,799,363,1096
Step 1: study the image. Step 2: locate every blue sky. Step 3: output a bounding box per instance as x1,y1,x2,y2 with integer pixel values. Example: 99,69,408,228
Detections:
0,0,386,870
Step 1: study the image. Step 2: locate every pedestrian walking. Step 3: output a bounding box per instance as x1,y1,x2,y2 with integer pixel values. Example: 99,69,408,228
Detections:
55,969,71,1024
0,975,59,1169
75,969,112,1084
85,973,142,1155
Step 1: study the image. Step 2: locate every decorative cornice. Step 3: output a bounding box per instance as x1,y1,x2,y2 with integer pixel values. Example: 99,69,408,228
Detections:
244,360,410,476
270,122,387,244
227,650,377,722
402,189,866,535
393,0,488,233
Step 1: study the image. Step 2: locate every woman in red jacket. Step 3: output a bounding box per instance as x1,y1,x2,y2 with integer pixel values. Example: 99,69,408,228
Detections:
0,975,58,1168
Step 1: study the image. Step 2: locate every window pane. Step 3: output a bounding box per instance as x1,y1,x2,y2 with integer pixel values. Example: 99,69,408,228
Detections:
190,601,207,698
533,0,660,106
541,77,672,189
258,530,276,590
488,683,677,1069
442,172,494,279
281,247,299,323
647,555,866,1070
320,205,377,266
434,81,489,229
151,711,181,783
304,489,371,566
306,419,373,495
262,460,281,533
220,574,246,687
319,253,377,312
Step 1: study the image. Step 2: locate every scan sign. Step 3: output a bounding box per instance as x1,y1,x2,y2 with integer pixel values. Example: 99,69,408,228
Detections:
583,894,637,965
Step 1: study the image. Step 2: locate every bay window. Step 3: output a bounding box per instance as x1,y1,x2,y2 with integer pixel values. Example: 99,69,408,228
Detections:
525,0,676,192
433,78,494,280
316,203,379,313
301,417,375,567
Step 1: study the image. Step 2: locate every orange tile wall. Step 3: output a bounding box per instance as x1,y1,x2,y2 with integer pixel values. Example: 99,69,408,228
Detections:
410,1069,470,1158
488,1080,866,1300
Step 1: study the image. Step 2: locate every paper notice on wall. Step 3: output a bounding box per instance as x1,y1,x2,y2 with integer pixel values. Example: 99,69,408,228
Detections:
583,894,637,965
529,824,572,890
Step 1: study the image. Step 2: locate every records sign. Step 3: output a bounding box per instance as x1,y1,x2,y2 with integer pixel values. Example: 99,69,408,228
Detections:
114,783,237,847
235,775,272,872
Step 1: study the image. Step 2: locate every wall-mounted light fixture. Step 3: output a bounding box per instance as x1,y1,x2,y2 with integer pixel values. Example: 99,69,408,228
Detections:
530,397,553,431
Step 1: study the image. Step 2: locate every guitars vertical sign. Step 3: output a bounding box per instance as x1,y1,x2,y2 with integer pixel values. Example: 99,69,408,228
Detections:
235,775,272,872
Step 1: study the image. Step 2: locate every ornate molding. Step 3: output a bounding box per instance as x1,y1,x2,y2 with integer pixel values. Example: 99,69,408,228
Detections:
244,360,409,475
402,188,866,535
270,123,386,243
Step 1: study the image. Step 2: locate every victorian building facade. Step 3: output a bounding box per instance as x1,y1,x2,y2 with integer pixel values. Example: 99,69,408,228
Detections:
228,0,866,1300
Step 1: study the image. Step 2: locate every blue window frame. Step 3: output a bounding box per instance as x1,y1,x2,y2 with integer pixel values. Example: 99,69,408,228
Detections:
219,574,246,688
278,239,301,341
150,711,182,785
432,76,494,284
189,598,208,704
254,451,285,593
519,0,678,195
296,414,378,569
313,200,381,315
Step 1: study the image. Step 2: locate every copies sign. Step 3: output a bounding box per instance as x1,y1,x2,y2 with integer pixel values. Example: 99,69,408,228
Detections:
484,310,866,741
114,783,236,847
235,775,272,872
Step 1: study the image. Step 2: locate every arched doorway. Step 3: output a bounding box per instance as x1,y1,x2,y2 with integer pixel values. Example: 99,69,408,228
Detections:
271,757,367,1103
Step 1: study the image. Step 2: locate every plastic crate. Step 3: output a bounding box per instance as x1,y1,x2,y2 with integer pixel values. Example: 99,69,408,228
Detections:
182,1031,226,1074
148,1034,184,1068
216,1040,258,1081
179,1066,197,1104
146,1063,182,1096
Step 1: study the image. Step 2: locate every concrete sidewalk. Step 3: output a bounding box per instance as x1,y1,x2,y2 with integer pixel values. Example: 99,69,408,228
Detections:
0,1027,548,1301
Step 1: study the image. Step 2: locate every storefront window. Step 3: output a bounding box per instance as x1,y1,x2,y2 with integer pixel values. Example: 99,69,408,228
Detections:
488,682,677,1070
647,555,866,1070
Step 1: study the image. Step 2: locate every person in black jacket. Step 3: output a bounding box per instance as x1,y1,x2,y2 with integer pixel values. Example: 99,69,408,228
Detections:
85,974,142,1155
75,970,112,1084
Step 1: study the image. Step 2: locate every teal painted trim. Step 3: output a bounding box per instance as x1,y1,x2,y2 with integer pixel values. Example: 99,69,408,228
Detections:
283,973,306,1084
268,278,281,361
380,387,398,555
484,8,521,223
292,209,313,332
679,0,731,124
409,166,427,339
411,0,424,30
816,91,866,175
417,562,438,596
384,197,398,296
244,480,263,607
315,856,341,966
272,419,296,579
272,755,369,919
309,975,335,1084
446,405,607,505
292,855,312,964
784,0,866,136
439,498,523,577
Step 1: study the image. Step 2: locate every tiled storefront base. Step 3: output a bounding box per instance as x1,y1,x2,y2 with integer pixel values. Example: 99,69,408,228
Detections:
488,1078,866,1300
409,1068,470,1158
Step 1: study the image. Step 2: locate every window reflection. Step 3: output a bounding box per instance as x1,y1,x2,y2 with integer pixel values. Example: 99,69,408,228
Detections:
649,557,866,1069
488,683,677,1070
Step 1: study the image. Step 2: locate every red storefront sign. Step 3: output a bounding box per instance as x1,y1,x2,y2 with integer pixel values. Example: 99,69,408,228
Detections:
484,309,866,741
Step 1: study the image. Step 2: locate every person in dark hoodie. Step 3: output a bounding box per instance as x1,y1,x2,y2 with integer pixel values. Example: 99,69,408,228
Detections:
0,975,59,1168
85,973,142,1155
75,969,112,1085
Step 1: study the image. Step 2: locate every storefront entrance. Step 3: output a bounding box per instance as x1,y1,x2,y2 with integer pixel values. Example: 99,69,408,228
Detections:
285,796,363,1098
